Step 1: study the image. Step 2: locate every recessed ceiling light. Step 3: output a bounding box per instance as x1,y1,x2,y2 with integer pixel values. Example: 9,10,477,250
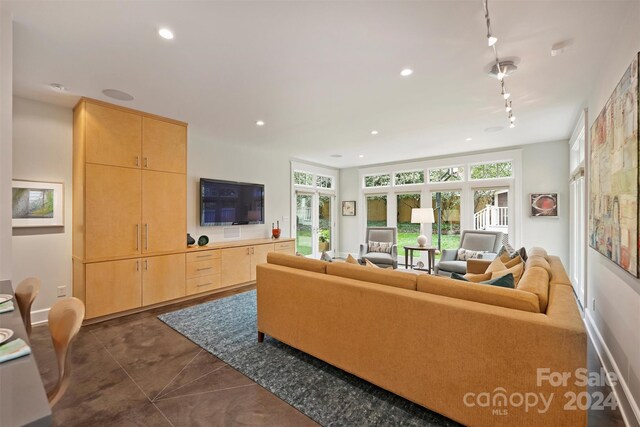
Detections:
370,130,379,135
400,68,413,77
330,154,342,158
158,28,174,40
102,89,134,101
256,120,265,126
359,154,364,158
49,83,66,92
465,137,472,141
487,36,498,47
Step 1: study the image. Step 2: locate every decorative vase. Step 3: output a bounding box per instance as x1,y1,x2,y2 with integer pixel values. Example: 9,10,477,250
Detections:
272,228,281,239
187,233,196,246
197,235,209,246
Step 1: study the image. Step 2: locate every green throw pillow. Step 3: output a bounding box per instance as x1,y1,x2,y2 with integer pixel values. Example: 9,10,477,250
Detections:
450,272,515,289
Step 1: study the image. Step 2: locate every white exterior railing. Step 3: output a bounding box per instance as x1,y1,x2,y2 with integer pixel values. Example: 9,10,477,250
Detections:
474,205,508,230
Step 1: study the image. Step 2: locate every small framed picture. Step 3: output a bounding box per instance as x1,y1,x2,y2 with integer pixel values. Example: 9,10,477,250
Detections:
342,201,356,216
12,180,64,227
530,193,558,217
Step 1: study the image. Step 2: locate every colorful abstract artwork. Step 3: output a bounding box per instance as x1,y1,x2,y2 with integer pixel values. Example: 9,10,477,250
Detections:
589,53,639,276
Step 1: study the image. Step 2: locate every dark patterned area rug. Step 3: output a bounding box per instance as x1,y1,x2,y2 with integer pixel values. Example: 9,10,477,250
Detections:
159,290,461,427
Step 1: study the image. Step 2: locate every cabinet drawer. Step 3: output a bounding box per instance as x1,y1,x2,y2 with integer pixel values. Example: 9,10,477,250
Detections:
186,274,221,296
274,241,294,251
187,258,221,278
186,250,220,263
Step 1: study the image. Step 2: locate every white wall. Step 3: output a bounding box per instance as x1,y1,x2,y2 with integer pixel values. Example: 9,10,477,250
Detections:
186,130,292,243
339,167,360,256
585,2,640,425
0,10,13,281
520,140,570,264
12,97,73,322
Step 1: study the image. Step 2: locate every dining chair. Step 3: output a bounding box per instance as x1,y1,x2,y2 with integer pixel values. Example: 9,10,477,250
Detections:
14,277,41,337
47,297,85,407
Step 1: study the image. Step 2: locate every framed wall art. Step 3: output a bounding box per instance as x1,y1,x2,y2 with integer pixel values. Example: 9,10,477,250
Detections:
12,180,64,228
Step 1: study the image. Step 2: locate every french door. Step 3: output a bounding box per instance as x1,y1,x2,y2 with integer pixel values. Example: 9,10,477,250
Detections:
295,191,335,258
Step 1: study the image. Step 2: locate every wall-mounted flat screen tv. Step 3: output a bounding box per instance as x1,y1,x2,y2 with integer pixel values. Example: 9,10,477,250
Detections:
200,179,264,226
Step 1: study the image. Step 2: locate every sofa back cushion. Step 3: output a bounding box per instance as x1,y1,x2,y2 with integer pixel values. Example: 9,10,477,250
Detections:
548,255,572,287
525,256,552,275
326,262,417,291
267,252,327,274
416,275,540,313
517,266,550,312
460,232,500,252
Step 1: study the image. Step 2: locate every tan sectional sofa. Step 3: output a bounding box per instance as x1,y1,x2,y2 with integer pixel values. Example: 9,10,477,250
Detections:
256,249,586,427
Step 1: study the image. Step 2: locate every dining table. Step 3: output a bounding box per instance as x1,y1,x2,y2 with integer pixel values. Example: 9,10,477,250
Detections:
0,280,52,427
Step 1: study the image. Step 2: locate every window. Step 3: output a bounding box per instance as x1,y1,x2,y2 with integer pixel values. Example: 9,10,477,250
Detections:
364,174,391,188
396,193,421,256
366,195,387,227
293,171,314,186
316,175,333,189
394,171,424,186
428,167,463,183
432,191,461,252
470,161,512,180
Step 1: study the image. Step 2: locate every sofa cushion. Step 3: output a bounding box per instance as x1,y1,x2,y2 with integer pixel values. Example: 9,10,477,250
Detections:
326,262,417,291
505,255,522,268
436,260,467,274
362,252,395,264
517,266,550,312
548,256,572,286
452,272,515,288
525,256,552,275
267,252,327,274
416,274,540,313
528,247,548,259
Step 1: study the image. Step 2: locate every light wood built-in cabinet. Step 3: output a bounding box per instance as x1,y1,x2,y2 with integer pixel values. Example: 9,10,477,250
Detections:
73,98,294,321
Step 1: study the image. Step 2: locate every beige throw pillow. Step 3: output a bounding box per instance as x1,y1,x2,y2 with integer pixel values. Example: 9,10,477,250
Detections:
485,257,507,274
364,259,380,268
345,254,359,264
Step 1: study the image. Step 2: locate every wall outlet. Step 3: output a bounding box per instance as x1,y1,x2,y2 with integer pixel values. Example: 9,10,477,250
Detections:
591,298,596,312
57,286,67,297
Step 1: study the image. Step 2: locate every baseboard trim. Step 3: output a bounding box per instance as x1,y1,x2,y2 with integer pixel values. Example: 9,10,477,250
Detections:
31,307,50,326
585,311,640,427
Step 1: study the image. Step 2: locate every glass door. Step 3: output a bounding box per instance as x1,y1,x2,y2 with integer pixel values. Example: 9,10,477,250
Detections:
295,191,335,258
295,192,313,256
472,187,510,245
318,194,333,254
431,191,461,256
396,193,421,257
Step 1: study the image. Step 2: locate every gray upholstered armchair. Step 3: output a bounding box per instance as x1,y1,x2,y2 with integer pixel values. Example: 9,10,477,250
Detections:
359,227,398,269
433,230,503,276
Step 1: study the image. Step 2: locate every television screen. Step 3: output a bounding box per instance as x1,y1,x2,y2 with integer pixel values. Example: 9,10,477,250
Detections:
200,179,264,226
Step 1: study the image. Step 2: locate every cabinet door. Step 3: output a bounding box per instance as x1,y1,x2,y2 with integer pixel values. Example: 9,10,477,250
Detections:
86,259,142,318
274,241,295,255
85,164,142,259
85,102,142,168
142,170,186,253
142,254,186,306
250,243,274,280
142,117,187,174
221,247,251,287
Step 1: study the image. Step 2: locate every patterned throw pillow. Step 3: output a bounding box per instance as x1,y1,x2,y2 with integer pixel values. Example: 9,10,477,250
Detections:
368,241,392,254
457,248,487,261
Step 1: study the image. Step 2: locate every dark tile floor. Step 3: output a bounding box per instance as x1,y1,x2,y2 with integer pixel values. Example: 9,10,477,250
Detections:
30,286,625,426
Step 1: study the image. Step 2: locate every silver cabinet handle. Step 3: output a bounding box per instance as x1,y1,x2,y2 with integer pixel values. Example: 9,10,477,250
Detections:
136,260,139,271
197,267,212,271
196,254,212,259
145,224,149,250
145,259,148,270
197,282,213,287
135,224,139,251
144,157,148,168
135,156,139,166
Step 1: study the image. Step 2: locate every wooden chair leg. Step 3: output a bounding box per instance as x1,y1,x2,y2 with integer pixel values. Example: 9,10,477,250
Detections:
258,331,264,343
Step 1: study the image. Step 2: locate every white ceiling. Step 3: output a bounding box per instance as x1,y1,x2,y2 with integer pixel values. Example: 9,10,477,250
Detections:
5,1,634,168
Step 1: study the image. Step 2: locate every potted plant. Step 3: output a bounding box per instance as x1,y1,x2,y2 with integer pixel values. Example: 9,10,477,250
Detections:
318,230,330,252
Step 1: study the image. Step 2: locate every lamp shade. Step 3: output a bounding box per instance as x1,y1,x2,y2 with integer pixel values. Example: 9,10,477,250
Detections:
411,208,435,224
